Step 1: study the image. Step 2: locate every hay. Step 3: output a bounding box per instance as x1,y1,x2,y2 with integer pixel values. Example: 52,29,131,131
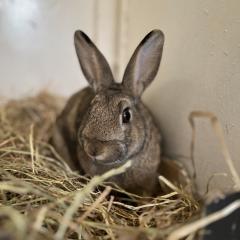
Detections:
167,199,240,240
189,111,240,191
0,92,200,240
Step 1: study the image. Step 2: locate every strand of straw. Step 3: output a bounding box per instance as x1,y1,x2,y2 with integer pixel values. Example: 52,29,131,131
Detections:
167,199,240,240
189,111,240,191
54,160,131,240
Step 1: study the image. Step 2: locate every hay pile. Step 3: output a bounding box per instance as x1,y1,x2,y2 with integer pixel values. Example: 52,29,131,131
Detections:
0,92,200,240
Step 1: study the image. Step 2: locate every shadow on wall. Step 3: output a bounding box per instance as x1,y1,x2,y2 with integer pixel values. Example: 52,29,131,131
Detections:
144,76,236,195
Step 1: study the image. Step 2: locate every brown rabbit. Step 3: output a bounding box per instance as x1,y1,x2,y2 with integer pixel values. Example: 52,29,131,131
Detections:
52,29,165,195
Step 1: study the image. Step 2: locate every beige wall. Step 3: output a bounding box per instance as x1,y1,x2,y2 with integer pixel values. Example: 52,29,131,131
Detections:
121,0,240,193
0,0,239,193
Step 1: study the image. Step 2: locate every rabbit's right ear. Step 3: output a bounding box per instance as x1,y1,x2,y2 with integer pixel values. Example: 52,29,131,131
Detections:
74,31,114,92
122,30,164,98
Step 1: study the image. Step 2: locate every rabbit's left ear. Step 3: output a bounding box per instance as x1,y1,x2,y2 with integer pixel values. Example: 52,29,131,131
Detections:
122,30,164,97
74,30,114,92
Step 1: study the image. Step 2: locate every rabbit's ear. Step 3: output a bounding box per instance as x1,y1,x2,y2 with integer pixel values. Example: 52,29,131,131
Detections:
122,30,164,97
74,30,114,91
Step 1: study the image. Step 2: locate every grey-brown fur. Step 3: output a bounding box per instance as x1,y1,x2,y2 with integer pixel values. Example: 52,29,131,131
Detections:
52,30,165,195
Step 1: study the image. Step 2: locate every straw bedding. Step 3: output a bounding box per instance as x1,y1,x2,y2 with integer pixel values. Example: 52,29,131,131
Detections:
0,92,200,240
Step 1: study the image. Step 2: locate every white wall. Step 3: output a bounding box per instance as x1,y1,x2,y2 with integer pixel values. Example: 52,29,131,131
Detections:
0,0,117,98
121,0,240,193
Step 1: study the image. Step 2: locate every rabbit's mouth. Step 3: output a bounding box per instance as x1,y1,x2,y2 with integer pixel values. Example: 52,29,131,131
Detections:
94,159,123,166
83,138,127,166
93,157,127,166
91,147,127,166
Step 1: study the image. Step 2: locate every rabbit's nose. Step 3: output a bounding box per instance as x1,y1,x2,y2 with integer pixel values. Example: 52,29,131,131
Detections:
84,142,105,160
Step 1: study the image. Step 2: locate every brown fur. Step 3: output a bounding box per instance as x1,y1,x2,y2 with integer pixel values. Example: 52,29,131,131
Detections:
52,30,165,195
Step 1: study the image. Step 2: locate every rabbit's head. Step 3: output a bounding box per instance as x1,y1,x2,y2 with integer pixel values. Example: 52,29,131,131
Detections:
74,30,164,166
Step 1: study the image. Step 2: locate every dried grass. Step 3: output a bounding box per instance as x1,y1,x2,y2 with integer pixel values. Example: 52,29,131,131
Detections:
165,111,240,240
0,92,200,240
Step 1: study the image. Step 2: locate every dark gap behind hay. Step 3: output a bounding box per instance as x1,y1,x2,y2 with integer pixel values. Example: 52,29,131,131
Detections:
0,92,200,240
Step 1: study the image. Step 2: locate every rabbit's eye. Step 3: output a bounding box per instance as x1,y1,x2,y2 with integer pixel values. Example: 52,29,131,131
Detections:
122,107,131,124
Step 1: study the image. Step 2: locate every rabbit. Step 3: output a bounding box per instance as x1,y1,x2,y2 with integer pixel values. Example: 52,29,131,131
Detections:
51,29,165,195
